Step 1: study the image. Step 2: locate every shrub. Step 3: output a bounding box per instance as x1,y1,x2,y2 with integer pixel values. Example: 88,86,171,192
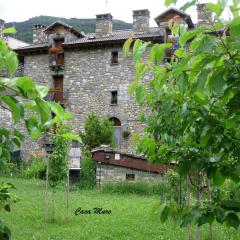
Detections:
80,113,114,150
22,158,47,179
0,161,18,176
101,181,166,196
79,152,96,189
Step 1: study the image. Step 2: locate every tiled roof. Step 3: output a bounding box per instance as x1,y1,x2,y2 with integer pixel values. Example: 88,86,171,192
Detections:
44,20,85,38
15,27,163,52
16,43,48,51
5,36,29,49
64,28,162,46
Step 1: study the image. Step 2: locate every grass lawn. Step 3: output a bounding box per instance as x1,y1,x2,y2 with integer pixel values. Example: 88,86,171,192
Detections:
0,177,239,240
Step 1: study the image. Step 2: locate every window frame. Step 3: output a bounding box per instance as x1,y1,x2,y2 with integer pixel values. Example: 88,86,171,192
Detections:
111,50,119,65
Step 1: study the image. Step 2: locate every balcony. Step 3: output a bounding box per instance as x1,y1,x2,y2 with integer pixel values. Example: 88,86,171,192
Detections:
44,89,68,106
49,50,64,76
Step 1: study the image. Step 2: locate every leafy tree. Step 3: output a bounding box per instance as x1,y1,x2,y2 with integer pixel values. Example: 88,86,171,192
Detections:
123,0,240,235
0,28,79,237
48,123,71,220
80,113,114,150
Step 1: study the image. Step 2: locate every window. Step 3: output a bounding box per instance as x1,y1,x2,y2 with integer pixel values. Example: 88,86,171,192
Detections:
111,51,118,65
109,117,121,148
126,173,135,181
111,91,118,105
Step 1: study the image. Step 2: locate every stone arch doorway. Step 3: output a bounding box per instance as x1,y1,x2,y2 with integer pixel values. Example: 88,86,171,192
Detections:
109,117,121,149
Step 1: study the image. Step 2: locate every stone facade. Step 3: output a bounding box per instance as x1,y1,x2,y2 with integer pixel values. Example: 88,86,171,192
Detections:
0,5,210,159
96,164,162,183
133,9,150,33
33,24,48,44
197,4,212,26
96,14,113,37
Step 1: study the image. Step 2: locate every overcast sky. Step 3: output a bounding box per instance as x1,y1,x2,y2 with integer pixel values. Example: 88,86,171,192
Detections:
0,0,228,26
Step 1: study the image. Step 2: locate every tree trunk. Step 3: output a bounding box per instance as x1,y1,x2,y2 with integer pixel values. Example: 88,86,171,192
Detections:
52,190,56,221
195,174,201,240
186,174,191,240
45,157,49,223
67,169,70,219
208,179,213,240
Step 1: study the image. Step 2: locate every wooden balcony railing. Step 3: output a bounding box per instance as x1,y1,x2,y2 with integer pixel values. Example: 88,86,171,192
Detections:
44,89,64,104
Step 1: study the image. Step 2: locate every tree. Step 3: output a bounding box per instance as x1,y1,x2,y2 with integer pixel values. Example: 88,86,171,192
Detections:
48,123,71,220
123,0,240,235
0,28,80,237
80,113,114,150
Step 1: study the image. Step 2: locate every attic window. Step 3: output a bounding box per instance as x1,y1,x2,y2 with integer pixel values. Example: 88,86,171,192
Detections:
111,91,118,105
111,51,118,65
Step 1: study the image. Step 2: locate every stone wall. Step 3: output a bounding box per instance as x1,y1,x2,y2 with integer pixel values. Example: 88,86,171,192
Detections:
96,163,162,183
64,46,149,153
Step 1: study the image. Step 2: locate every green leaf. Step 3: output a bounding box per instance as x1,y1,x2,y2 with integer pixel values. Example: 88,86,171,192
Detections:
164,0,177,7
213,170,225,186
228,16,240,36
225,213,240,229
172,22,179,36
199,125,211,147
4,51,18,75
12,137,21,147
150,43,172,64
157,204,171,222
194,91,208,105
214,207,226,223
13,129,25,141
1,95,24,124
208,69,225,94
179,26,206,47
133,40,151,64
176,74,188,94
15,76,37,98
221,200,240,212
2,27,17,34
25,115,42,140
123,38,133,56
35,98,51,124
180,0,196,12
61,133,82,142
135,84,146,105
207,1,224,17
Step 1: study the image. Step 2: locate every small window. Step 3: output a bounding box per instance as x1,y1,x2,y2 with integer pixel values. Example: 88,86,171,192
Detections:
111,51,118,65
126,173,135,181
111,91,118,105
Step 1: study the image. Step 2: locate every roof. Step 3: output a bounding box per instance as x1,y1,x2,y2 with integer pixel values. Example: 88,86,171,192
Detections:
91,145,173,174
64,27,162,45
4,36,29,49
44,20,85,38
15,28,163,52
155,8,194,28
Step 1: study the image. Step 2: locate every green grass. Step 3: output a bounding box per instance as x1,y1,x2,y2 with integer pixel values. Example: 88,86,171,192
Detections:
1,177,239,240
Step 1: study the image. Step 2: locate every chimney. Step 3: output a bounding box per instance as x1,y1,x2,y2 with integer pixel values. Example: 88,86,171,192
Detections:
96,13,113,38
197,3,212,26
0,19,5,38
133,9,150,33
32,24,47,44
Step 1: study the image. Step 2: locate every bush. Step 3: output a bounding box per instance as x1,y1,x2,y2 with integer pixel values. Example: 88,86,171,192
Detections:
80,113,114,150
0,161,18,176
79,152,96,189
22,158,47,179
101,181,167,196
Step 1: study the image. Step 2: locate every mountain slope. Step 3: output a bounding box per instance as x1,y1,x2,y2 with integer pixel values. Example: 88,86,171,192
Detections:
5,16,132,43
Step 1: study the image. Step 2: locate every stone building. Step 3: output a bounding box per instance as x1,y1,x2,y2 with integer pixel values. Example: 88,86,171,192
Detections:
92,145,173,184
1,5,210,159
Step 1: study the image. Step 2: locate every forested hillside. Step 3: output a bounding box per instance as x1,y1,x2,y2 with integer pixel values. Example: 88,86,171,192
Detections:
5,16,132,43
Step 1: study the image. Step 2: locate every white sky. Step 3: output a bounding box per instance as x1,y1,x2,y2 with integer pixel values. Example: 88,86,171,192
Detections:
0,0,229,26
